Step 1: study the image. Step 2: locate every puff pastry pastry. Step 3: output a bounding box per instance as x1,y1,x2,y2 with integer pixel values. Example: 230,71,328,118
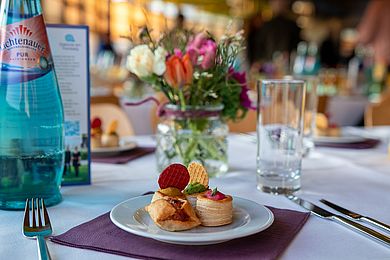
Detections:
151,189,186,203
185,191,207,209
196,195,233,227
146,198,201,231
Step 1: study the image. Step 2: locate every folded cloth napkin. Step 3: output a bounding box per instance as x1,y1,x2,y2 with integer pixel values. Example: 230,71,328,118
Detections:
51,207,309,260
91,147,155,164
315,138,380,149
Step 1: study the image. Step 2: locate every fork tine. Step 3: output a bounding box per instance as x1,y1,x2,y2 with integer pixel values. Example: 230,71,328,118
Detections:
36,198,43,227
42,199,51,227
31,198,36,228
23,198,30,227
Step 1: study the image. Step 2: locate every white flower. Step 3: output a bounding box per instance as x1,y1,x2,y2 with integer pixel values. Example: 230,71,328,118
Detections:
193,71,200,79
200,72,213,78
209,92,218,98
127,45,155,78
153,47,167,76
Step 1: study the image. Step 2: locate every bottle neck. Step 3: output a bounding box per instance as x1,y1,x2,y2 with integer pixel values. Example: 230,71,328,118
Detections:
1,0,42,25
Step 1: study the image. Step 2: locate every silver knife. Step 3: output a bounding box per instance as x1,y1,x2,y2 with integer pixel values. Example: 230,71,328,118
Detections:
287,195,390,247
320,199,390,233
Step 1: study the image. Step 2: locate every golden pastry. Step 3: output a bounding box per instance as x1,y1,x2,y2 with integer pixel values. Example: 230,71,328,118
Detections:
196,188,233,227
187,162,209,187
315,113,341,137
184,162,209,208
183,183,208,209
316,127,341,137
151,187,186,203
91,137,102,149
101,120,119,147
91,117,103,149
146,197,201,231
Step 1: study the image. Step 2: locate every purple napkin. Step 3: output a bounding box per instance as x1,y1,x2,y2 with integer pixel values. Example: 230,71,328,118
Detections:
315,138,380,149
51,207,309,260
91,147,155,164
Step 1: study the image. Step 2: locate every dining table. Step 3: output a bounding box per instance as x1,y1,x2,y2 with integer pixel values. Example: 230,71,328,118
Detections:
1,126,390,259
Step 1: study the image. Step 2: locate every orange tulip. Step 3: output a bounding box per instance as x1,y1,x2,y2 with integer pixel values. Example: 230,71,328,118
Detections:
182,53,193,85
164,54,193,88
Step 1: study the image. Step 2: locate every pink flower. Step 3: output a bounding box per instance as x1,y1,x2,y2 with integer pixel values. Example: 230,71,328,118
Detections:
240,88,255,110
186,47,199,65
229,67,256,110
186,33,217,70
228,67,246,85
174,48,183,58
192,33,207,48
199,40,217,70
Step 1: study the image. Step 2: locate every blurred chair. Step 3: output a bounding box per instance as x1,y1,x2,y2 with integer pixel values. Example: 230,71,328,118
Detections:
91,103,135,136
317,95,329,114
91,95,119,105
365,93,390,126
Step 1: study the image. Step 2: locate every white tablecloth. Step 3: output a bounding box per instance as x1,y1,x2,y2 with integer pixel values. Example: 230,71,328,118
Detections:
1,127,390,259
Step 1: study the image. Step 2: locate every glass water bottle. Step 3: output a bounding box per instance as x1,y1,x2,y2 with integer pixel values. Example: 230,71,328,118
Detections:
0,0,64,210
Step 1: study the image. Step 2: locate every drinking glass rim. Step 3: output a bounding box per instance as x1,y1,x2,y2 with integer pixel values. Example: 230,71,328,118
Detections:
260,79,305,85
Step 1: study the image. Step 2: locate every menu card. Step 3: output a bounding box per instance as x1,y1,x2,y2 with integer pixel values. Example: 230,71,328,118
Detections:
47,25,90,185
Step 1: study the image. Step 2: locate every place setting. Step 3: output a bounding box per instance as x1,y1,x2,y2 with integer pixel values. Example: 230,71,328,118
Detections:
313,123,381,149
49,162,310,260
1,1,390,259
90,117,155,164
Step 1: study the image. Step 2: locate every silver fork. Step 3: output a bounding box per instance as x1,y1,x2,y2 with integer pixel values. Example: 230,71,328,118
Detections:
23,198,52,260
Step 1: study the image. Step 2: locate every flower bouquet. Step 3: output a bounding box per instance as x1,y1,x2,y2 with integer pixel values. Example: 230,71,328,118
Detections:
127,28,254,176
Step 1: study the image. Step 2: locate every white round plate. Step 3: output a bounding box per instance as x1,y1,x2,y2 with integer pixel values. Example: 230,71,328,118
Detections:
314,135,366,144
110,195,274,245
91,141,137,156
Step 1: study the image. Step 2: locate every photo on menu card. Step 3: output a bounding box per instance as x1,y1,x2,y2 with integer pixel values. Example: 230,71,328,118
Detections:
47,24,91,185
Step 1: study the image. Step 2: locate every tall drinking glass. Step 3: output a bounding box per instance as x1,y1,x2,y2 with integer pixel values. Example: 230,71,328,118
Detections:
297,76,318,156
256,80,306,194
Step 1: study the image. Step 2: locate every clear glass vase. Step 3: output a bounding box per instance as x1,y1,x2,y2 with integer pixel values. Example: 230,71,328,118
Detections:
156,104,228,177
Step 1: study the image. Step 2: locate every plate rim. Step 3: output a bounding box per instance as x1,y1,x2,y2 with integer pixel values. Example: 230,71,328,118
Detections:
110,195,274,243
313,135,367,144
91,141,137,154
